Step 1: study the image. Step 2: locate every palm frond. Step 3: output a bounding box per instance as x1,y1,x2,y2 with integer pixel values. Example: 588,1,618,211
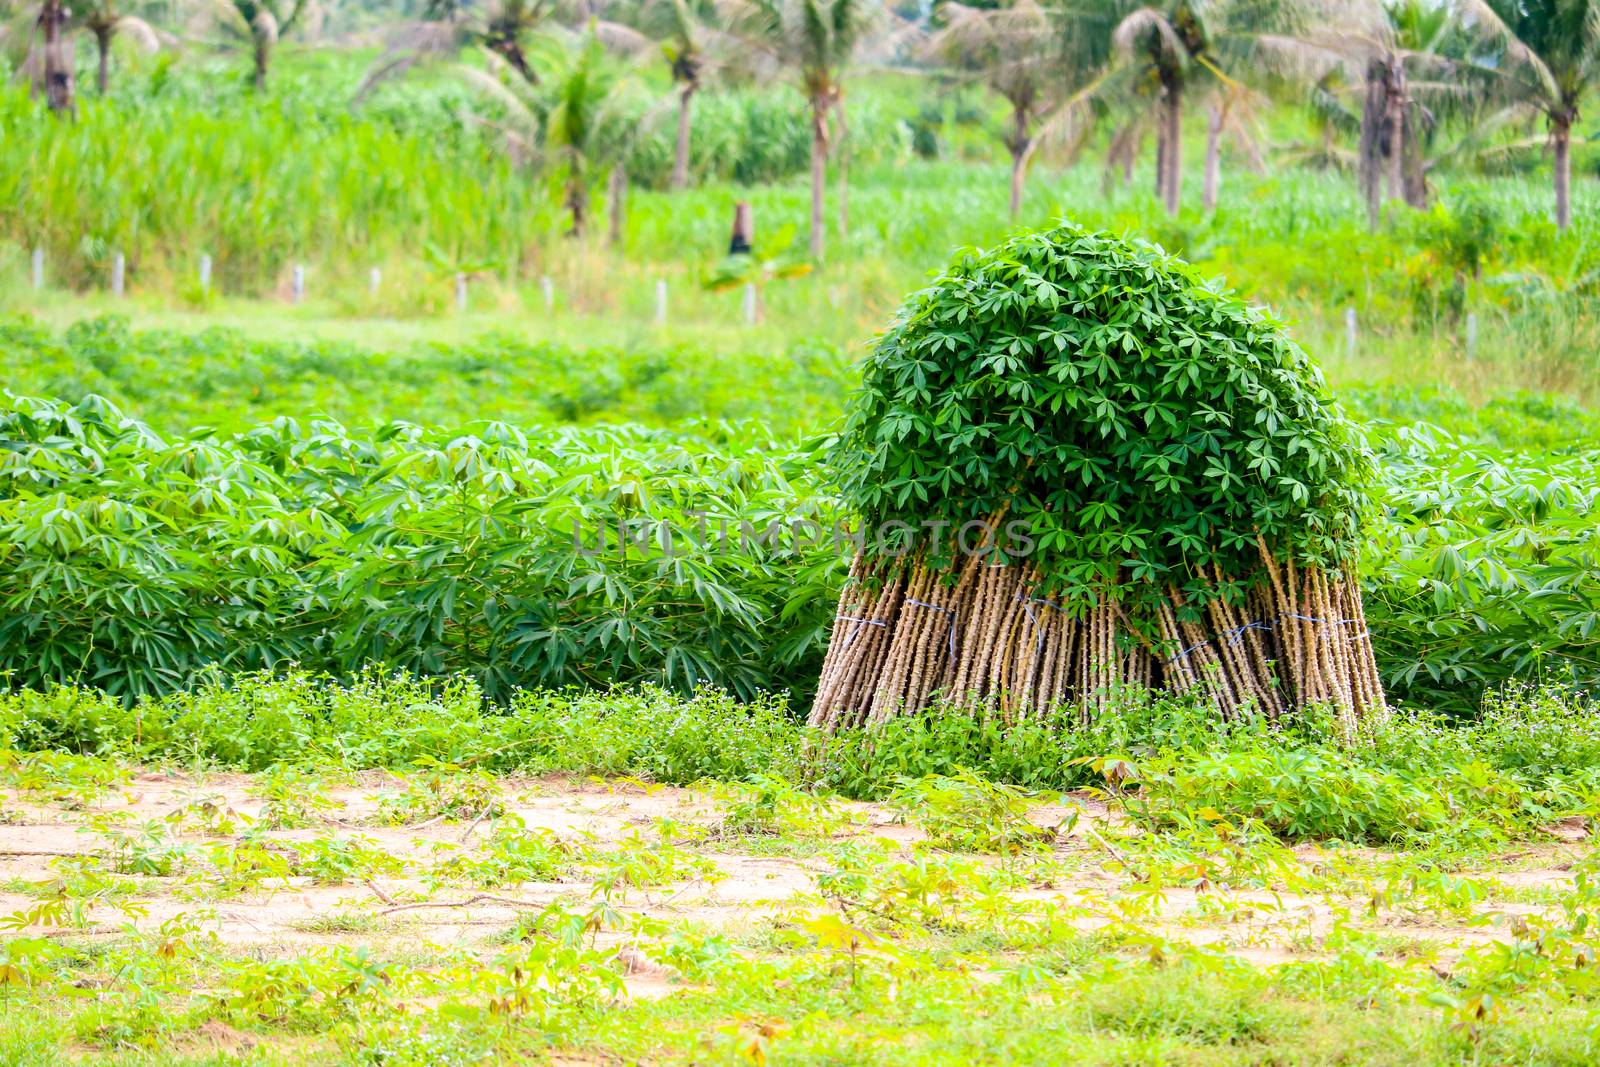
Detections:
1113,7,1186,62
590,16,653,53
116,14,161,50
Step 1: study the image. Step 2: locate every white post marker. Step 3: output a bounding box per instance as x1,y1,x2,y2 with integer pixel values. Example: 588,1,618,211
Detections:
369,267,381,298
541,275,554,313
292,265,306,304
743,283,759,326
199,254,212,295
1344,307,1357,361
455,272,468,312
655,279,667,326
111,253,125,297
31,248,43,291
1465,312,1478,361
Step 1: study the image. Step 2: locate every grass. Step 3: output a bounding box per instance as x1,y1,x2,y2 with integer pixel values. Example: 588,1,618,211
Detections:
11,62,1600,403
6,671,1600,846
3,678,1600,1064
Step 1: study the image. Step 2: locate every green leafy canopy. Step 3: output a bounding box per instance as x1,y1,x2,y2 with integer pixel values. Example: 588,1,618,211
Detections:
831,222,1374,601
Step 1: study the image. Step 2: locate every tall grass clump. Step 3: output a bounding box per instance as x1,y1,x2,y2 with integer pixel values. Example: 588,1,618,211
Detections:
0,86,551,292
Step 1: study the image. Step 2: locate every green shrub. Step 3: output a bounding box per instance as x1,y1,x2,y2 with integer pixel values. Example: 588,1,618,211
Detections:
0,686,143,755
505,687,803,784
1081,966,1295,1045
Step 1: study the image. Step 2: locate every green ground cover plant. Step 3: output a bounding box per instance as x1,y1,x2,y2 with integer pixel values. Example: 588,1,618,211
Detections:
4,671,1599,848
0,316,851,435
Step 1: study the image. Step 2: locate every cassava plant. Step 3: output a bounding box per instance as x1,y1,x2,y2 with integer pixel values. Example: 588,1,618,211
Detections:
809,223,1387,733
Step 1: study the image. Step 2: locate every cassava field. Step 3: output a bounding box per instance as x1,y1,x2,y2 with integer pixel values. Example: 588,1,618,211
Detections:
7,1,1600,1062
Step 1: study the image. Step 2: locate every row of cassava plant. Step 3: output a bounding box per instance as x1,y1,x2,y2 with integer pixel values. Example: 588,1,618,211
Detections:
1,387,1597,712
0,316,853,436
0,391,843,701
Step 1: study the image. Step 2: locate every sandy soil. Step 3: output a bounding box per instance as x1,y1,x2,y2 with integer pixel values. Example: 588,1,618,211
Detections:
0,769,1585,993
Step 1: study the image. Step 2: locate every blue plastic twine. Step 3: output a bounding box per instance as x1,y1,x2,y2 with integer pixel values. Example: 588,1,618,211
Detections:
905,597,958,659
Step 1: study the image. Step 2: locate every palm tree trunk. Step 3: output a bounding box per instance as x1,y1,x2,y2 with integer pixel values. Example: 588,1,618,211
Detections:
1010,146,1028,221
608,166,627,247
1554,112,1572,231
809,98,827,261
1009,107,1032,221
1359,60,1385,231
1383,64,1404,203
1162,80,1182,217
95,29,113,95
835,99,849,243
1401,104,1427,209
1154,119,1166,199
251,12,278,93
39,0,74,115
1202,103,1222,213
671,82,695,190
568,181,588,239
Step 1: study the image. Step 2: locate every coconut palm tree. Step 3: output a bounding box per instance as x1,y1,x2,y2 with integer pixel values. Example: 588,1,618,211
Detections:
1461,0,1600,230
651,0,712,188
547,35,641,237
77,0,159,94
927,0,1112,219
356,0,556,100
726,0,874,260
1110,0,1315,216
1288,0,1472,227
210,0,309,91
580,0,724,188
1111,0,1206,215
448,31,644,239
1380,0,1462,209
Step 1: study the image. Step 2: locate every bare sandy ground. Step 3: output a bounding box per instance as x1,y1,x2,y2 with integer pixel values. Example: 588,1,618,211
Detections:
0,769,1585,991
